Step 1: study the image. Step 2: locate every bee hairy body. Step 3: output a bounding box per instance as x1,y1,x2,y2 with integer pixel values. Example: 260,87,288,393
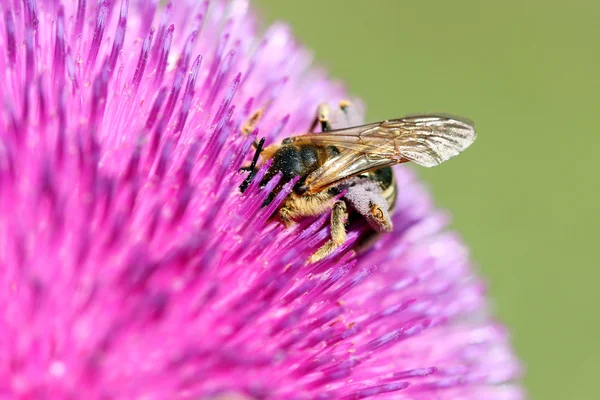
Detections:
240,101,476,263
261,144,341,204
261,143,397,215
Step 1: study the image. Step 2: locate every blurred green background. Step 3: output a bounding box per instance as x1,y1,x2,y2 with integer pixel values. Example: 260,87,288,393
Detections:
255,1,599,399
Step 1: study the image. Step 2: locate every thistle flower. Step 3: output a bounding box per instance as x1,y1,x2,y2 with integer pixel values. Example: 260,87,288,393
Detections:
0,0,523,399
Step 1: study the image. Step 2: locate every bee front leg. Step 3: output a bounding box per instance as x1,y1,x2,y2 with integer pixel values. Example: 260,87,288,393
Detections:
308,200,349,264
278,191,336,227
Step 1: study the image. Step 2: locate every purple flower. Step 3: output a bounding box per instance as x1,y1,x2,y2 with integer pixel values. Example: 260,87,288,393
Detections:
0,0,523,399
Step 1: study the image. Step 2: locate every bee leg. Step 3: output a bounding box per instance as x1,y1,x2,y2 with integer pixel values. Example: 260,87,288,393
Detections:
240,137,266,171
239,137,266,193
308,200,349,263
278,191,336,227
309,102,333,132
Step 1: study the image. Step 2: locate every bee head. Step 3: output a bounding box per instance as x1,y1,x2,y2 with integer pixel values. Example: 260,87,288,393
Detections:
368,201,392,232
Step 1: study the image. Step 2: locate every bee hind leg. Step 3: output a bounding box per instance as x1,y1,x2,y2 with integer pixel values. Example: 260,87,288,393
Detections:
239,137,266,192
309,100,355,133
308,200,349,264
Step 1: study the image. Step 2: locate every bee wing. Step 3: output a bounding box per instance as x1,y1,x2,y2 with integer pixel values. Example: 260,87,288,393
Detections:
285,115,477,194
300,149,397,194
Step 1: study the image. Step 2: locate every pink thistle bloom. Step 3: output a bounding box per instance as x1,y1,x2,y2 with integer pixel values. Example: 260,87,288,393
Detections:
0,0,523,399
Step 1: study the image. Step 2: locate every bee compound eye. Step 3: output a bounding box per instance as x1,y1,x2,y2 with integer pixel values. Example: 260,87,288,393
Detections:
371,205,384,219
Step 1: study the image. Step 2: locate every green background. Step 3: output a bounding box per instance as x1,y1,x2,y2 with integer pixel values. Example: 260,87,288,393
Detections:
255,1,599,399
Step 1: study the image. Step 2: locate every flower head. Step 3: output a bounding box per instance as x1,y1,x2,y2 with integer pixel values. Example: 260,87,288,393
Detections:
0,0,523,398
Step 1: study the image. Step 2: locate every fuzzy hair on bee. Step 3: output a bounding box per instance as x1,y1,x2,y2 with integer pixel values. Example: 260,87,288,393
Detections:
240,101,476,263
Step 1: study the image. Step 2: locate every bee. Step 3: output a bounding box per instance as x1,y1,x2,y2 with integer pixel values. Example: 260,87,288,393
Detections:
240,101,476,263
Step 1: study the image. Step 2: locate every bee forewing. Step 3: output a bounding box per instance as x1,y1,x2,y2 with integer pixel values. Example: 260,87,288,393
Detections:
302,151,395,194
387,115,477,167
289,114,477,193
